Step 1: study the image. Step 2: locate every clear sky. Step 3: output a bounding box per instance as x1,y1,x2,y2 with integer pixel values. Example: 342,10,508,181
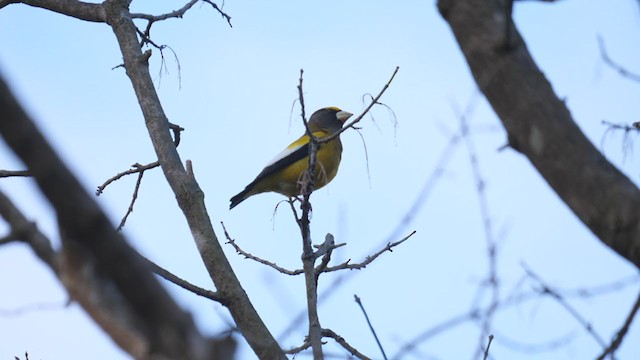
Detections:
1,1,639,359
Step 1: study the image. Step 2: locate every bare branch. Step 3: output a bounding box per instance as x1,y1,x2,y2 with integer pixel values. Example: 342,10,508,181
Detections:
117,167,144,230
438,0,640,269
201,0,231,26
131,0,200,22
392,273,639,359
221,222,303,275
598,35,640,83
131,0,231,51
323,230,416,272
295,69,325,360
144,257,222,302
314,234,342,284
0,190,58,271
602,120,640,133
0,170,30,177
96,122,182,195
102,1,284,356
320,66,400,144
456,97,500,359
0,301,67,317
522,263,608,349
600,120,639,161
3,0,105,22
0,66,220,359
596,290,640,360
483,334,494,360
354,295,387,360
96,161,159,195
279,128,464,341
313,235,346,260
322,328,372,360
490,328,577,354
284,341,312,355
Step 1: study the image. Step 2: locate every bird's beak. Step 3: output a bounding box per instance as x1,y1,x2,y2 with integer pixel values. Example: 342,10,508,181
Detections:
336,110,353,123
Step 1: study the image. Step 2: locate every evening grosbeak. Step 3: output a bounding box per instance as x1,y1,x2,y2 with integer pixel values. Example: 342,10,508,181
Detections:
230,107,352,209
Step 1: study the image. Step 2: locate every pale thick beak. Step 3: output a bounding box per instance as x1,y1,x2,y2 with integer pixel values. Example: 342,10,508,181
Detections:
336,110,353,123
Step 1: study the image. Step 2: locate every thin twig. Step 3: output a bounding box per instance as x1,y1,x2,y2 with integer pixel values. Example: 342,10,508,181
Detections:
483,334,494,360
490,327,576,354
144,257,222,302
284,341,312,355
600,119,639,161
131,0,231,32
391,274,640,360
522,263,608,349
456,97,500,360
323,231,415,272
202,0,232,27
131,0,199,22
96,161,160,195
354,295,387,360
595,290,640,360
117,167,144,231
560,275,639,298
601,120,640,132
314,234,338,284
221,222,303,275
320,66,400,144
0,170,30,177
321,328,372,360
96,122,182,195
597,35,640,83
0,301,67,317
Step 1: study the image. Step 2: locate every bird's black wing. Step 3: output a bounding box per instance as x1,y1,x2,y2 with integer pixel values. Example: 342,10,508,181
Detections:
249,143,310,186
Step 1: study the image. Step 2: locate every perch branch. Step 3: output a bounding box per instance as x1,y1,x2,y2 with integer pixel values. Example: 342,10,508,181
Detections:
323,231,415,272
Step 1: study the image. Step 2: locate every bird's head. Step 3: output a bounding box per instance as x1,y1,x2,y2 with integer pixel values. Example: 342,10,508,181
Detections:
308,107,353,134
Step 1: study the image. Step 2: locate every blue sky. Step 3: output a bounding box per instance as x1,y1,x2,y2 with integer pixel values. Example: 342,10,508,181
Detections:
1,1,639,359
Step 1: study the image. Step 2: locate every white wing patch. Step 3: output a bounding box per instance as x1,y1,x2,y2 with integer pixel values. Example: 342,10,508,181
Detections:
265,142,305,167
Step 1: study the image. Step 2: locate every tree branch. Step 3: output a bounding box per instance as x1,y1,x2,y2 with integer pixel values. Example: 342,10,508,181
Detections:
0,190,58,271
438,0,640,269
597,35,640,83
354,295,387,360
522,263,608,349
595,290,640,360
321,328,371,360
323,231,415,272
3,0,106,22
319,66,399,144
144,257,222,302
102,0,284,358
222,222,304,276
0,58,226,359
0,169,31,177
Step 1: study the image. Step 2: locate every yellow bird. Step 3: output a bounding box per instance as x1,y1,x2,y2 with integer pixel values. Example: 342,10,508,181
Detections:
230,107,353,209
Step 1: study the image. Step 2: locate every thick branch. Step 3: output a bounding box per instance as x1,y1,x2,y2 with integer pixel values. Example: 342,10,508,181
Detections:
438,0,640,269
102,0,284,358
0,70,217,358
2,0,106,22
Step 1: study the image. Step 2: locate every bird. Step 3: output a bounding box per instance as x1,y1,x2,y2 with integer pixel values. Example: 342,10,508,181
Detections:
229,107,353,209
